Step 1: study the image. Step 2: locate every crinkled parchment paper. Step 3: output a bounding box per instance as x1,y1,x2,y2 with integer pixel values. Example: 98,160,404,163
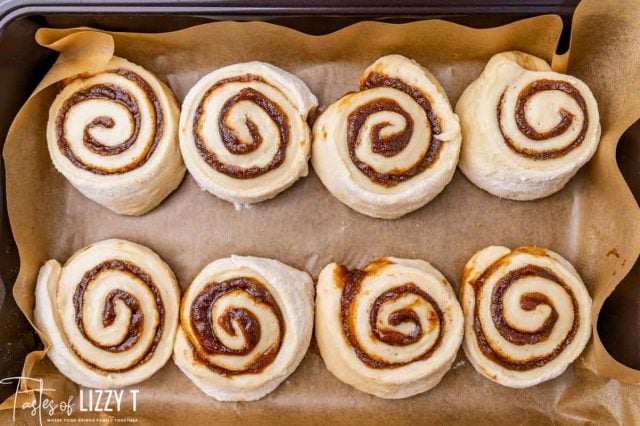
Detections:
1,0,640,423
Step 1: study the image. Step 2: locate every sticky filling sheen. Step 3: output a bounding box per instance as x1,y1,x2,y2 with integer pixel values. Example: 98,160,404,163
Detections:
72,259,165,372
471,260,580,371
192,74,290,179
187,276,285,376
498,79,589,159
346,72,443,187
337,264,444,369
56,68,164,175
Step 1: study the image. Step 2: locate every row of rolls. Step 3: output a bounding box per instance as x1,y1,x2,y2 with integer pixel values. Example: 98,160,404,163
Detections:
48,51,601,219
35,239,592,400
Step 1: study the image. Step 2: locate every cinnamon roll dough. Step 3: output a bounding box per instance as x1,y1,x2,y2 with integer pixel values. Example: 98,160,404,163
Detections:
34,239,181,389
179,62,317,206
312,55,462,219
456,51,601,200
316,257,464,399
460,246,592,388
173,256,314,401
47,56,185,215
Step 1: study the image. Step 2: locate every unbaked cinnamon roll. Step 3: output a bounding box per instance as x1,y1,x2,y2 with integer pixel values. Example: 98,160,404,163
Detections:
47,56,185,215
456,51,601,200
179,62,317,206
460,246,592,388
312,55,461,219
34,239,181,388
173,256,314,401
316,257,464,399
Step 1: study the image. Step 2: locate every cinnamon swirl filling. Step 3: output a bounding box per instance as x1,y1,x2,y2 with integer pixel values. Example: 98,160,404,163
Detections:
55,68,164,175
497,79,588,159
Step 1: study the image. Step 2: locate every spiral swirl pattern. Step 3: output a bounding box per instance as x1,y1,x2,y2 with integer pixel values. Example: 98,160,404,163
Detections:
193,76,289,179
173,256,313,401
456,51,601,201
182,277,284,376
312,54,461,219
72,259,164,370
54,68,162,175
498,79,589,160
179,62,317,205
34,239,180,388
348,72,444,186
338,265,444,369
46,56,185,215
316,257,463,399
460,246,592,388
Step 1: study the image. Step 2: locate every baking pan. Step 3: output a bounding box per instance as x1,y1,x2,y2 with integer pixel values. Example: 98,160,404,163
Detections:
0,0,637,411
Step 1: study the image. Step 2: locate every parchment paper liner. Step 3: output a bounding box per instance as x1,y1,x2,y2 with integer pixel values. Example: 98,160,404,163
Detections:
2,0,639,423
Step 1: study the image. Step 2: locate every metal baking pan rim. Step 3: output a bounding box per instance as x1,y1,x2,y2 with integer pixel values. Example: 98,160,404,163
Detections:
0,0,580,33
